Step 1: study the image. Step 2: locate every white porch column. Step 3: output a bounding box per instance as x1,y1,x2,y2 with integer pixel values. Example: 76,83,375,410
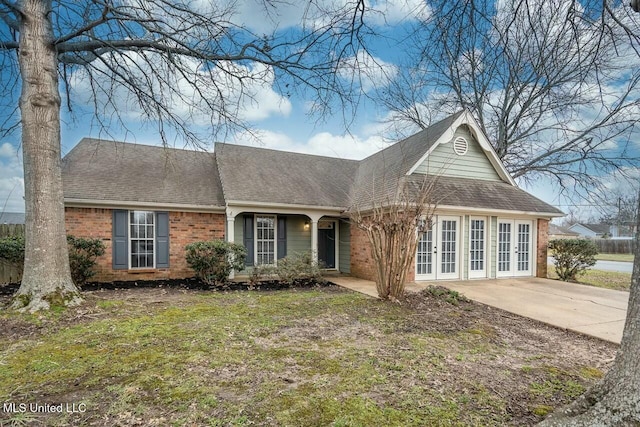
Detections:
226,209,236,279
311,219,319,264
308,213,323,264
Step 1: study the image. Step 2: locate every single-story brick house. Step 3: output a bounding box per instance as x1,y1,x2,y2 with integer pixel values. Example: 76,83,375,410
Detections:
62,110,563,283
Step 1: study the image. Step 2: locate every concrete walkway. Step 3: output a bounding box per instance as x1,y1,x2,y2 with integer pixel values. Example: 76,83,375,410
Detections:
330,275,628,344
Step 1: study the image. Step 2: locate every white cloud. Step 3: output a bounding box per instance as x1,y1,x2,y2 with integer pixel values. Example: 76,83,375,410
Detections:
339,50,398,92
216,0,431,34
69,52,291,128
0,143,24,213
230,128,388,160
366,0,431,26
0,142,17,158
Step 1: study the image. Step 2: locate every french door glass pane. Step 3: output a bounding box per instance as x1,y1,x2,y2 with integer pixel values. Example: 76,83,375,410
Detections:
470,219,485,271
441,220,456,274
417,229,433,275
498,222,511,272
517,223,530,271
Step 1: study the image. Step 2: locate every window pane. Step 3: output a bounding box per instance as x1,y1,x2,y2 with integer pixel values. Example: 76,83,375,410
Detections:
135,211,146,224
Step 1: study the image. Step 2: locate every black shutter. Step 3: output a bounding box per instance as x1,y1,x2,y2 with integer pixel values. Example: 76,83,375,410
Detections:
156,212,170,268
243,214,254,266
112,210,128,270
277,216,287,259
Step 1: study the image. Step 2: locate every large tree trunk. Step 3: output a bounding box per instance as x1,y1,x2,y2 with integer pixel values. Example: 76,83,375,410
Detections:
539,193,640,426
13,0,80,312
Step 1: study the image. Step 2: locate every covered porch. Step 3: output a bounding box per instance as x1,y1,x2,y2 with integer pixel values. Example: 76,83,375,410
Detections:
224,205,351,275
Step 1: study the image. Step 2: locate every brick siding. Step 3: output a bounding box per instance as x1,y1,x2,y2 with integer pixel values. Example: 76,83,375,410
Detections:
65,207,225,282
349,223,419,283
349,224,377,282
536,218,549,278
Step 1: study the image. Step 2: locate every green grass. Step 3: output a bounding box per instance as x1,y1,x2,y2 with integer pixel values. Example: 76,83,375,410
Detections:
595,253,635,263
547,264,632,291
0,288,611,426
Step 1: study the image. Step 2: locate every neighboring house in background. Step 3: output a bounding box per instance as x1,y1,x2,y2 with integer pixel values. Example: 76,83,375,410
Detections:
0,212,25,225
548,224,580,240
61,110,564,284
568,223,624,239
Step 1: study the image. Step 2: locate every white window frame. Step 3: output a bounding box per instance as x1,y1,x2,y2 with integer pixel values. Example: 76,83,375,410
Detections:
129,210,155,269
255,215,277,265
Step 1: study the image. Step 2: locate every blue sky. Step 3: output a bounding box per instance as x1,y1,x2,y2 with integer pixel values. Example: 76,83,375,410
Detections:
0,0,637,219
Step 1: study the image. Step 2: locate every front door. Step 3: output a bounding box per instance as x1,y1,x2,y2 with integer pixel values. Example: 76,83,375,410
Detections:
416,215,460,280
318,221,336,269
497,219,533,277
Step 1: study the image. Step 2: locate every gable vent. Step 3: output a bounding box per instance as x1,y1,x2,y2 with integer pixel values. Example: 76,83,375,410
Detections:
453,137,468,155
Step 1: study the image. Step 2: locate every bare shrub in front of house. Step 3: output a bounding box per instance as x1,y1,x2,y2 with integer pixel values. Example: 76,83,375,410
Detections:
185,240,247,286
549,239,598,281
275,252,325,285
350,176,438,301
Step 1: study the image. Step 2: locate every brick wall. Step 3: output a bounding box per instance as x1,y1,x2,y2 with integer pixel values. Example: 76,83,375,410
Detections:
536,218,549,278
65,207,225,282
350,223,418,283
349,224,377,281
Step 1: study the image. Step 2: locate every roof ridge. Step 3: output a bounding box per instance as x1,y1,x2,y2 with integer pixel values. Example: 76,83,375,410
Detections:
215,142,360,163
76,137,213,156
359,110,465,162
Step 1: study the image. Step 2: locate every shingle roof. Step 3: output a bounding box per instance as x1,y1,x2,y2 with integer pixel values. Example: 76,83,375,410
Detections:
215,143,358,207
351,111,464,208
548,224,579,236
61,112,563,216
62,138,225,208
582,223,611,234
404,175,564,214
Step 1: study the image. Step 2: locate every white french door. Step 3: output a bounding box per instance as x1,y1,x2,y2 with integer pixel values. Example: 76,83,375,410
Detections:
468,217,487,278
497,219,533,277
416,215,460,280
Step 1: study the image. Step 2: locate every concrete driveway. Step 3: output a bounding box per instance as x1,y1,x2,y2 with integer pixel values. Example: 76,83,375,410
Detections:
437,278,628,344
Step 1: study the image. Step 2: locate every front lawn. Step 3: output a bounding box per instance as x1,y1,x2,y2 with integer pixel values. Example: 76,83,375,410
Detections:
595,253,635,263
0,286,616,426
547,265,632,291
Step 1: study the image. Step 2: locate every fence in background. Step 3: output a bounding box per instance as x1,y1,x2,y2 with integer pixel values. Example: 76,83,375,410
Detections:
593,239,634,254
0,224,24,284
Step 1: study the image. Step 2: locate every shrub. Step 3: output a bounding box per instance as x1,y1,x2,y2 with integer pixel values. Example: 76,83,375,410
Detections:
275,251,325,285
248,263,277,288
0,235,25,271
0,235,105,286
185,240,247,286
549,239,598,281
67,235,106,286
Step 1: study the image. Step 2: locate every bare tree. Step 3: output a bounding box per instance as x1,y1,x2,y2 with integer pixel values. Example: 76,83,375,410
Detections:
349,175,438,301
538,3,640,424
0,0,371,311
379,0,640,196
540,188,640,426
